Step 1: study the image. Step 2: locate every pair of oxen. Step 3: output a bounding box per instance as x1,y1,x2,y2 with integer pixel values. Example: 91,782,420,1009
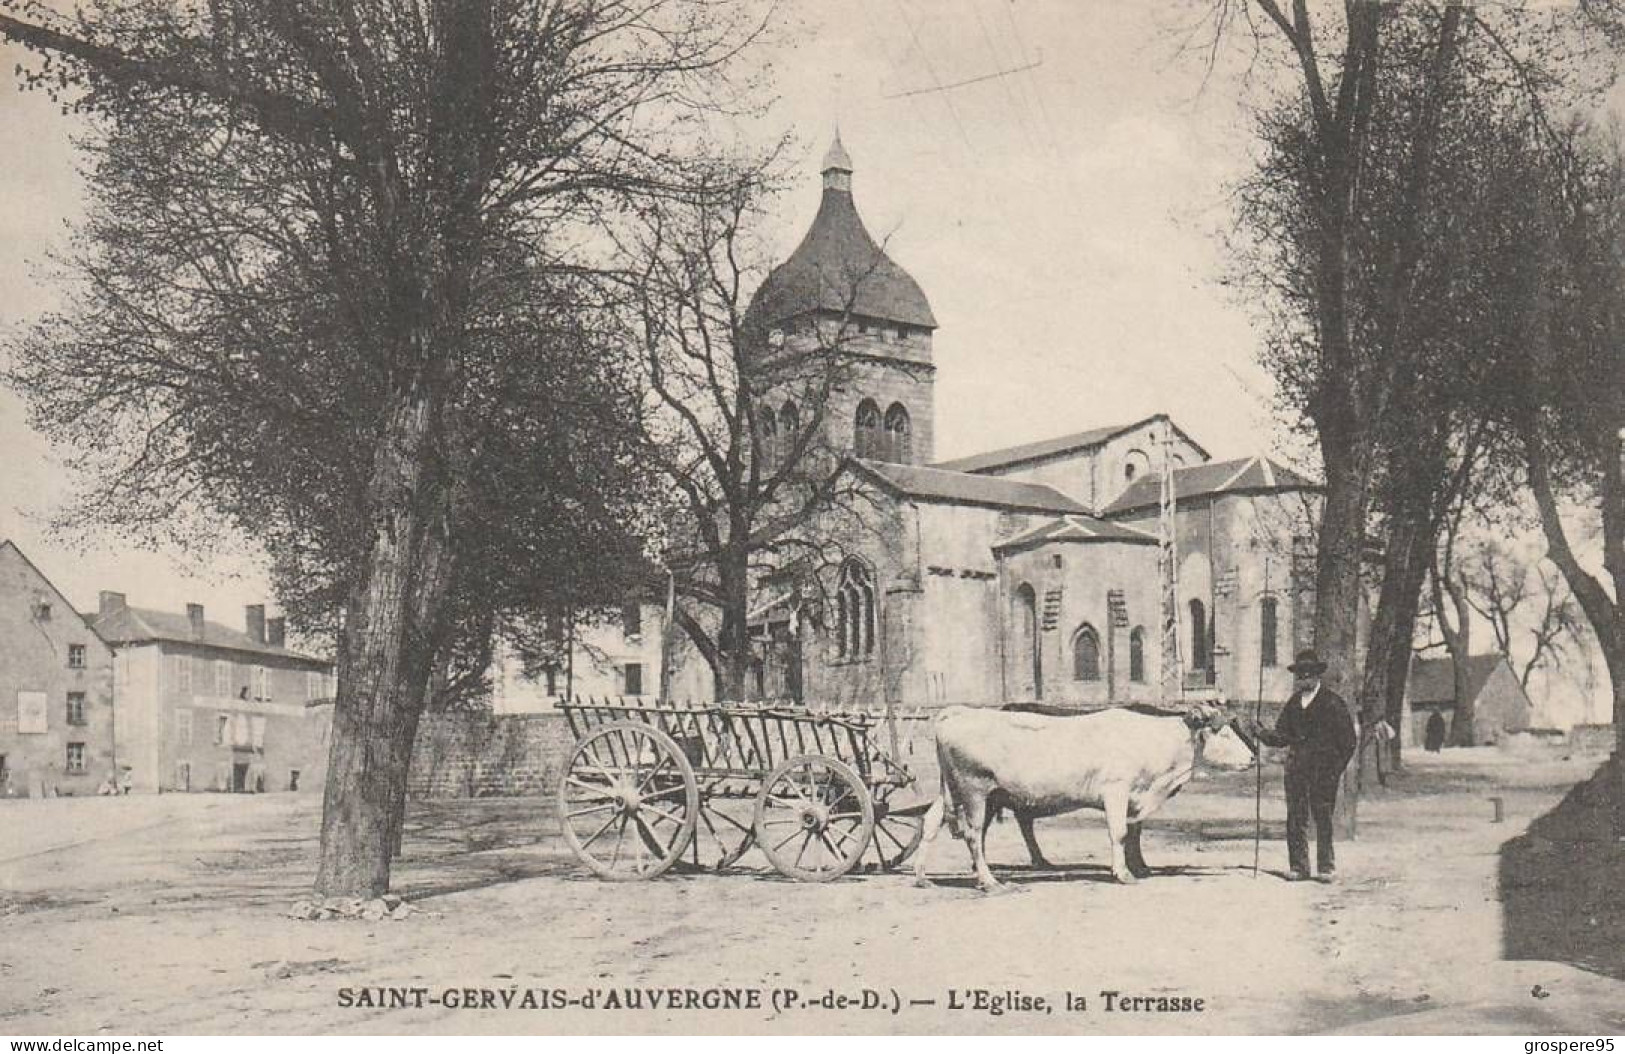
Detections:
913,702,1259,894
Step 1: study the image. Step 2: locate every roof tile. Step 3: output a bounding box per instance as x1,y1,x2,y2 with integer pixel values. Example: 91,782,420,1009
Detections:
1102,456,1319,517
933,414,1208,475
93,605,330,666
850,459,1087,514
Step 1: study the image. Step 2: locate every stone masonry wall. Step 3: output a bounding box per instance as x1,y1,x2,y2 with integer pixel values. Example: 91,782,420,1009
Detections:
1567,724,1617,756
408,711,573,799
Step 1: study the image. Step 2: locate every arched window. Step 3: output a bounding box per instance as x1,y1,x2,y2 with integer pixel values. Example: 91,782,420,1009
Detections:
1129,626,1146,683
835,560,876,659
779,400,800,460
883,403,912,464
1189,598,1209,670
854,399,881,458
1072,625,1101,682
1260,596,1279,669
758,405,778,469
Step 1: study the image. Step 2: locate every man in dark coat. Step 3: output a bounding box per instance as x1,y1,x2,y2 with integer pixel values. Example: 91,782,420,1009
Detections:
1255,649,1358,882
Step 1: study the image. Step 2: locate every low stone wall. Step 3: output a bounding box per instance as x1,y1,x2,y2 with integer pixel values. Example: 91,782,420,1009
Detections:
1567,724,1617,757
408,711,573,799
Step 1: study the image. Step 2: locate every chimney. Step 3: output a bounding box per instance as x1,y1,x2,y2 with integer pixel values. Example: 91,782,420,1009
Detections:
186,603,205,638
266,617,286,648
98,591,127,620
245,604,266,645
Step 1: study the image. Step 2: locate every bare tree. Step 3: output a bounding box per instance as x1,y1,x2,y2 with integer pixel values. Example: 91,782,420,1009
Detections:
620,163,891,700
1457,533,1585,690
0,0,770,898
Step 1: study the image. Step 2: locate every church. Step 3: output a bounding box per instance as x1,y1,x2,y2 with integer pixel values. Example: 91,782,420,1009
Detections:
730,136,1324,713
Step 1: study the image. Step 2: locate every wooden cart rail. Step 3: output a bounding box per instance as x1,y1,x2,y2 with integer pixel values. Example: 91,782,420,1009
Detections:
559,697,931,786
555,697,935,882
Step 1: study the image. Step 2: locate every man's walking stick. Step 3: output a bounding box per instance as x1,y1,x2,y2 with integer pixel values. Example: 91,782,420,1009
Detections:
1253,559,1269,878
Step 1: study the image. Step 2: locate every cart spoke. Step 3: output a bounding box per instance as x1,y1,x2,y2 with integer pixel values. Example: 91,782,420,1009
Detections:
642,783,690,803
817,830,846,862
825,824,856,849
616,729,643,789
635,754,674,795
635,817,675,860
793,830,815,868
640,803,685,829
565,802,618,820
565,776,619,800
579,810,621,851
876,822,907,850
608,814,629,870
770,827,805,853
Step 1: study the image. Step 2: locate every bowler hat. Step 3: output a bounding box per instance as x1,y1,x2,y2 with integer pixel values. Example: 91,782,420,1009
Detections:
1287,649,1327,675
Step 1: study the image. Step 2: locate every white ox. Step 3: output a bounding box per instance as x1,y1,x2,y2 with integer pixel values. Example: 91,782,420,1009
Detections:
913,703,1257,893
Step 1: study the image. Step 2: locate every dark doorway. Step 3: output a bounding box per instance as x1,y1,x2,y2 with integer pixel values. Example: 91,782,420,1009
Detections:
232,762,249,793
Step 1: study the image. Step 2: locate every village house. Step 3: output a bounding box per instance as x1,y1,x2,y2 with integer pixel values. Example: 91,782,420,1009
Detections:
0,540,117,797
91,592,333,793
487,602,678,712
1404,653,1535,748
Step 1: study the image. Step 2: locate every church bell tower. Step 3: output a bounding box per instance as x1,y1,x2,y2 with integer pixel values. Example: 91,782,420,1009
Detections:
745,134,937,465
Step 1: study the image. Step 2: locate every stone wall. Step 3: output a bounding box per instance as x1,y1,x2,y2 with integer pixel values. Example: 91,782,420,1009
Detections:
408,710,574,798
1567,724,1617,756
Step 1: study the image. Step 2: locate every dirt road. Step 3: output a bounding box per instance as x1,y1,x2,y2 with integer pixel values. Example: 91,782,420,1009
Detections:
2,749,1621,1035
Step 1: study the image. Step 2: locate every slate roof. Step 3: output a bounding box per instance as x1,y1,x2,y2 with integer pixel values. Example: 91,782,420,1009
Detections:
1102,456,1319,517
745,148,936,330
92,605,330,666
933,414,1210,475
1408,654,1510,707
993,515,1159,554
848,459,1088,515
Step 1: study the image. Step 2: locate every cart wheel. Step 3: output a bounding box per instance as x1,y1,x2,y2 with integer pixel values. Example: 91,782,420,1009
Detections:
754,755,874,882
557,722,697,881
692,791,756,871
871,792,928,870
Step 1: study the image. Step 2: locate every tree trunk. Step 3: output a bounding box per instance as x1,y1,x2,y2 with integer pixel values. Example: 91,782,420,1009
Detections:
1606,646,1625,839
1438,573,1476,748
314,383,454,899
1314,453,1372,696
1363,506,1434,773
717,555,752,702
1315,447,1374,837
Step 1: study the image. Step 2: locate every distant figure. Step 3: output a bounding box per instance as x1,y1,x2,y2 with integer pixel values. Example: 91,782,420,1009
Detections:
1425,712,1447,753
97,770,119,796
119,767,133,795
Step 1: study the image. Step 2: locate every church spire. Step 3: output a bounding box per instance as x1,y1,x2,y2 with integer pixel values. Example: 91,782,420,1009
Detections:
822,130,853,193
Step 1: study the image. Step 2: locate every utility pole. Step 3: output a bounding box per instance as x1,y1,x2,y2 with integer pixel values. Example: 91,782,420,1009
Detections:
1158,427,1184,701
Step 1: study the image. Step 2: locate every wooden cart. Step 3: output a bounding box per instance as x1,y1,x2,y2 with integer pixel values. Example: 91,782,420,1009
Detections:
556,698,932,882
